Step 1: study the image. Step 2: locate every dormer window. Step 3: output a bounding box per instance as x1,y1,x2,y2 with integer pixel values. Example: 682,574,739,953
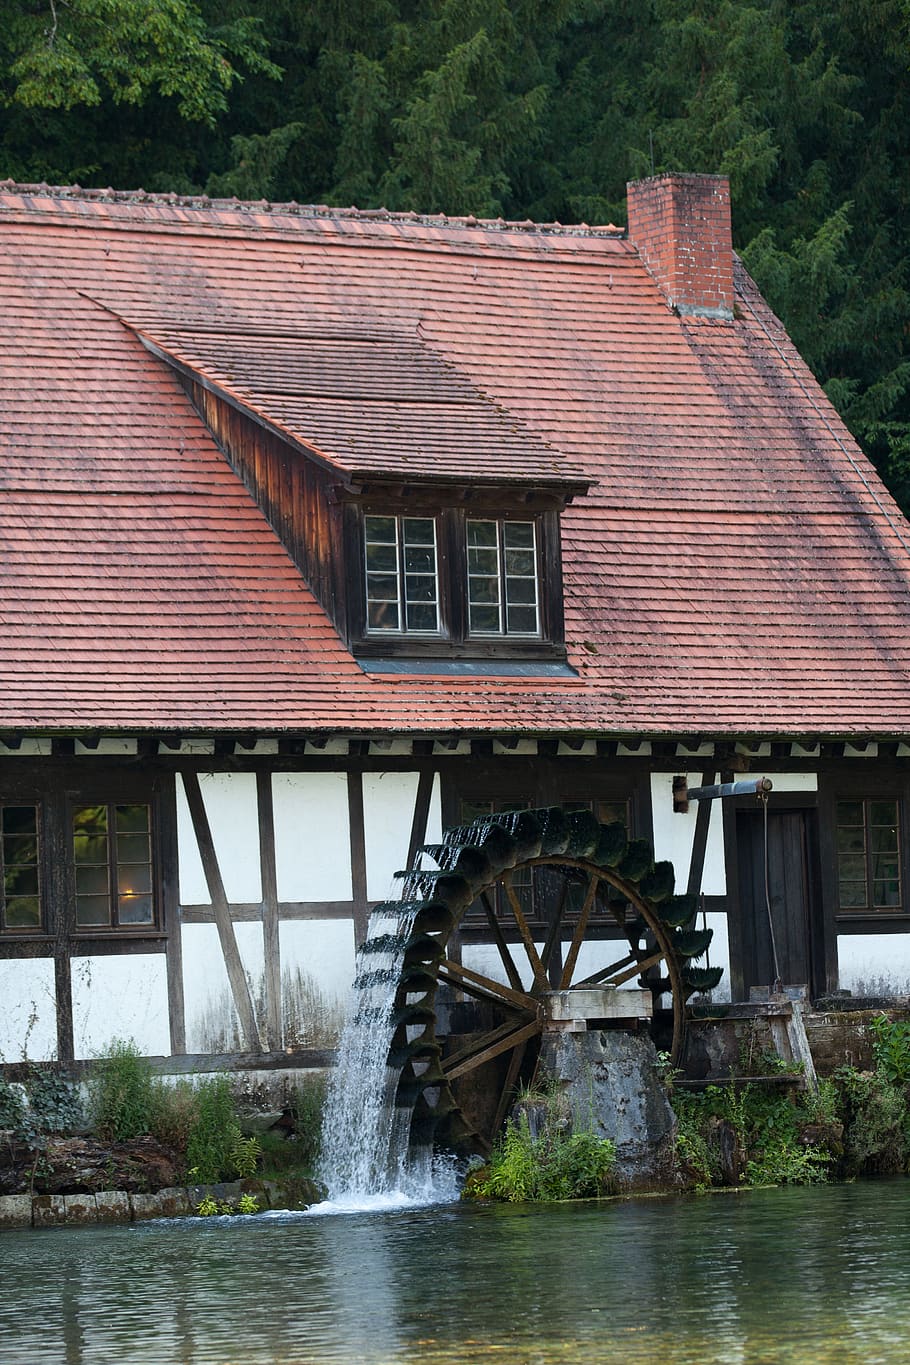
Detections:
467,520,539,636
351,502,565,664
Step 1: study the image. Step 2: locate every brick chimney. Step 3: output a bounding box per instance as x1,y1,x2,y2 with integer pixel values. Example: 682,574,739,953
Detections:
626,173,734,320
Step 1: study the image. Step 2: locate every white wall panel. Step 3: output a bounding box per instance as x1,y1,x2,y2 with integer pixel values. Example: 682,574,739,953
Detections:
279,920,356,1046
838,934,910,996
272,772,352,902
0,959,57,1062
71,955,170,1059
200,773,262,903
182,921,265,1055
762,772,818,792
363,771,421,901
176,774,209,906
650,773,727,895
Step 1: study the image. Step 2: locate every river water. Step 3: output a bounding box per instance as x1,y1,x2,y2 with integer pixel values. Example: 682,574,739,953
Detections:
3,1180,910,1364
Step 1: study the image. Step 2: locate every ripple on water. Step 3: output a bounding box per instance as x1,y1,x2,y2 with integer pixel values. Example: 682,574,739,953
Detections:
2,1181,910,1364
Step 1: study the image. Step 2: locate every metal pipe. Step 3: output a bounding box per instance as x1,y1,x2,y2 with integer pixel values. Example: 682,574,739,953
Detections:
687,777,773,802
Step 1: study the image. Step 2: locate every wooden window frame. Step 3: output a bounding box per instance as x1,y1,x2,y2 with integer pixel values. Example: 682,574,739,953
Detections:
347,501,567,662
71,800,158,934
0,802,43,935
834,795,904,917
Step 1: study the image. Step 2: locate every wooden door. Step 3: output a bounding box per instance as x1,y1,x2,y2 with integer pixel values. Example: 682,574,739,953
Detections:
735,807,821,997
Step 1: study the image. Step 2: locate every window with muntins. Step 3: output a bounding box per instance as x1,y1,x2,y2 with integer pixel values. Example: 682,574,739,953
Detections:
1,804,41,931
364,514,439,633
73,803,155,929
466,520,539,636
836,798,902,912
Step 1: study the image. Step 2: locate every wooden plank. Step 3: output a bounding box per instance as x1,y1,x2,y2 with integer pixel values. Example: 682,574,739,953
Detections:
158,775,186,1055
438,959,537,1013
502,877,549,990
2,1047,338,1081
444,1018,542,1080
577,952,635,988
559,872,600,988
687,769,716,896
347,771,369,947
257,772,282,1051
491,1040,529,1136
541,873,570,983
181,772,262,1053
480,890,525,991
608,949,664,988
406,768,436,870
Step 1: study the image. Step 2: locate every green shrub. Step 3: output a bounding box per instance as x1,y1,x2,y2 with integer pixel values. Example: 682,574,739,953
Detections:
0,1077,25,1131
870,1015,910,1085
467,1111,616,1202
834,1065,910,1175
26,1068,84,1133
290,1074,327,1170
673,1082,831,1189
186,1077,242,1182
90,1040,159,1140
149,1080,200,1155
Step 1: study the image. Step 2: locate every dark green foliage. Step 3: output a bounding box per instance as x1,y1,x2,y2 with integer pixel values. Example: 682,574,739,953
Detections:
186,1076,240,1182
90,1039,159,1140
466,1109,616,1202
833,1065,910,1176
1,1,909,512
0,1077,25,1131
674,1083,831,1189
870,1014,910,1085
25,1068,84,1133
289,1073,327,1171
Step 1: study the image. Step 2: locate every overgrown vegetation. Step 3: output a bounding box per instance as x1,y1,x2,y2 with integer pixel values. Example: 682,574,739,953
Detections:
465,1083,616,1202
677,1015,910,1189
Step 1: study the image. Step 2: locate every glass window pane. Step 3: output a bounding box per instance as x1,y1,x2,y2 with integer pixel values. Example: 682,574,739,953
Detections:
836,826,866,853
468,547,499,575
76,865,109,896
3,835,39,864
837,854,867,882
467,521,497,548
505,548,535,576
836,801,864,826
870,826,899,853
506,604,538,634
506,576,537,605
116,834,150,865
5,866,39,898
1,807,37,836
405,575,437,603
118,864,152,897
76,896,110,927
870,800,899,827
118,894,154,925
470,604,501,633
368,601,399,630
838,880,867,909
364,516,397,543
366,542,397,571
5,897,40,929
403,518,435,545
404,546,435,574
406,603,438,632
504,522,534,549
73,806,108,860
115,805,149,834
872,856,899,881
366,573,399,601
470,575,500,605
874,880,901,908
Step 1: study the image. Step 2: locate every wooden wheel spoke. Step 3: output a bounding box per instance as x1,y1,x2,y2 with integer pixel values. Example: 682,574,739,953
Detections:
540,872,570,978
438,958,537,1014
502,876,549,991
559,872,601,988
443,1016,543,1081
491,1040,530,1136
578,948,665,989
480,889,525,992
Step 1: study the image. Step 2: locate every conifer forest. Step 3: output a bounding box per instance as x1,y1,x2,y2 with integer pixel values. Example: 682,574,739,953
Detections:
3,0,908,513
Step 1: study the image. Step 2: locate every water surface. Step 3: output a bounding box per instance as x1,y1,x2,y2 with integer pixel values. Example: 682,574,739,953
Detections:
3,1180,910,1364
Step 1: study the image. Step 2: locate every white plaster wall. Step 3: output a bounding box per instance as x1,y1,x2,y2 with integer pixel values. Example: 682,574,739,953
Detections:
272,772,353,902
762,772,818,793
0,959,57,1062
280,920,356,1045
176,772,262,905
182,921,265,1055
363,771,421,901
71,955,170,1059
838,934,910,996
650,772,727,895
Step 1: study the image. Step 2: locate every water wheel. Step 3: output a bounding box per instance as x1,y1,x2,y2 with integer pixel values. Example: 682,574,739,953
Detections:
370,806,722,1156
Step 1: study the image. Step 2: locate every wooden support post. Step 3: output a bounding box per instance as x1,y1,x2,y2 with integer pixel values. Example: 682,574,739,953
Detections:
257,772,282,1051
182,773,262,1054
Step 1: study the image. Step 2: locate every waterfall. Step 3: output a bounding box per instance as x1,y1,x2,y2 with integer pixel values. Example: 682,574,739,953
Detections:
315,903,459,1210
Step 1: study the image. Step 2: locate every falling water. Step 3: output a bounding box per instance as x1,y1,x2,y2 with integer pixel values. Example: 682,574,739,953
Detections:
315,902,459,1211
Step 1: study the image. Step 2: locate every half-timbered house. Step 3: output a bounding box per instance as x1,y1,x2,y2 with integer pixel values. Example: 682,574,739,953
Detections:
2,172,909,1074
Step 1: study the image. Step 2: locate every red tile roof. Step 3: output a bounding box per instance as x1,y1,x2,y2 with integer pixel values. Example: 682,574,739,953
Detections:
1,185,909,737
